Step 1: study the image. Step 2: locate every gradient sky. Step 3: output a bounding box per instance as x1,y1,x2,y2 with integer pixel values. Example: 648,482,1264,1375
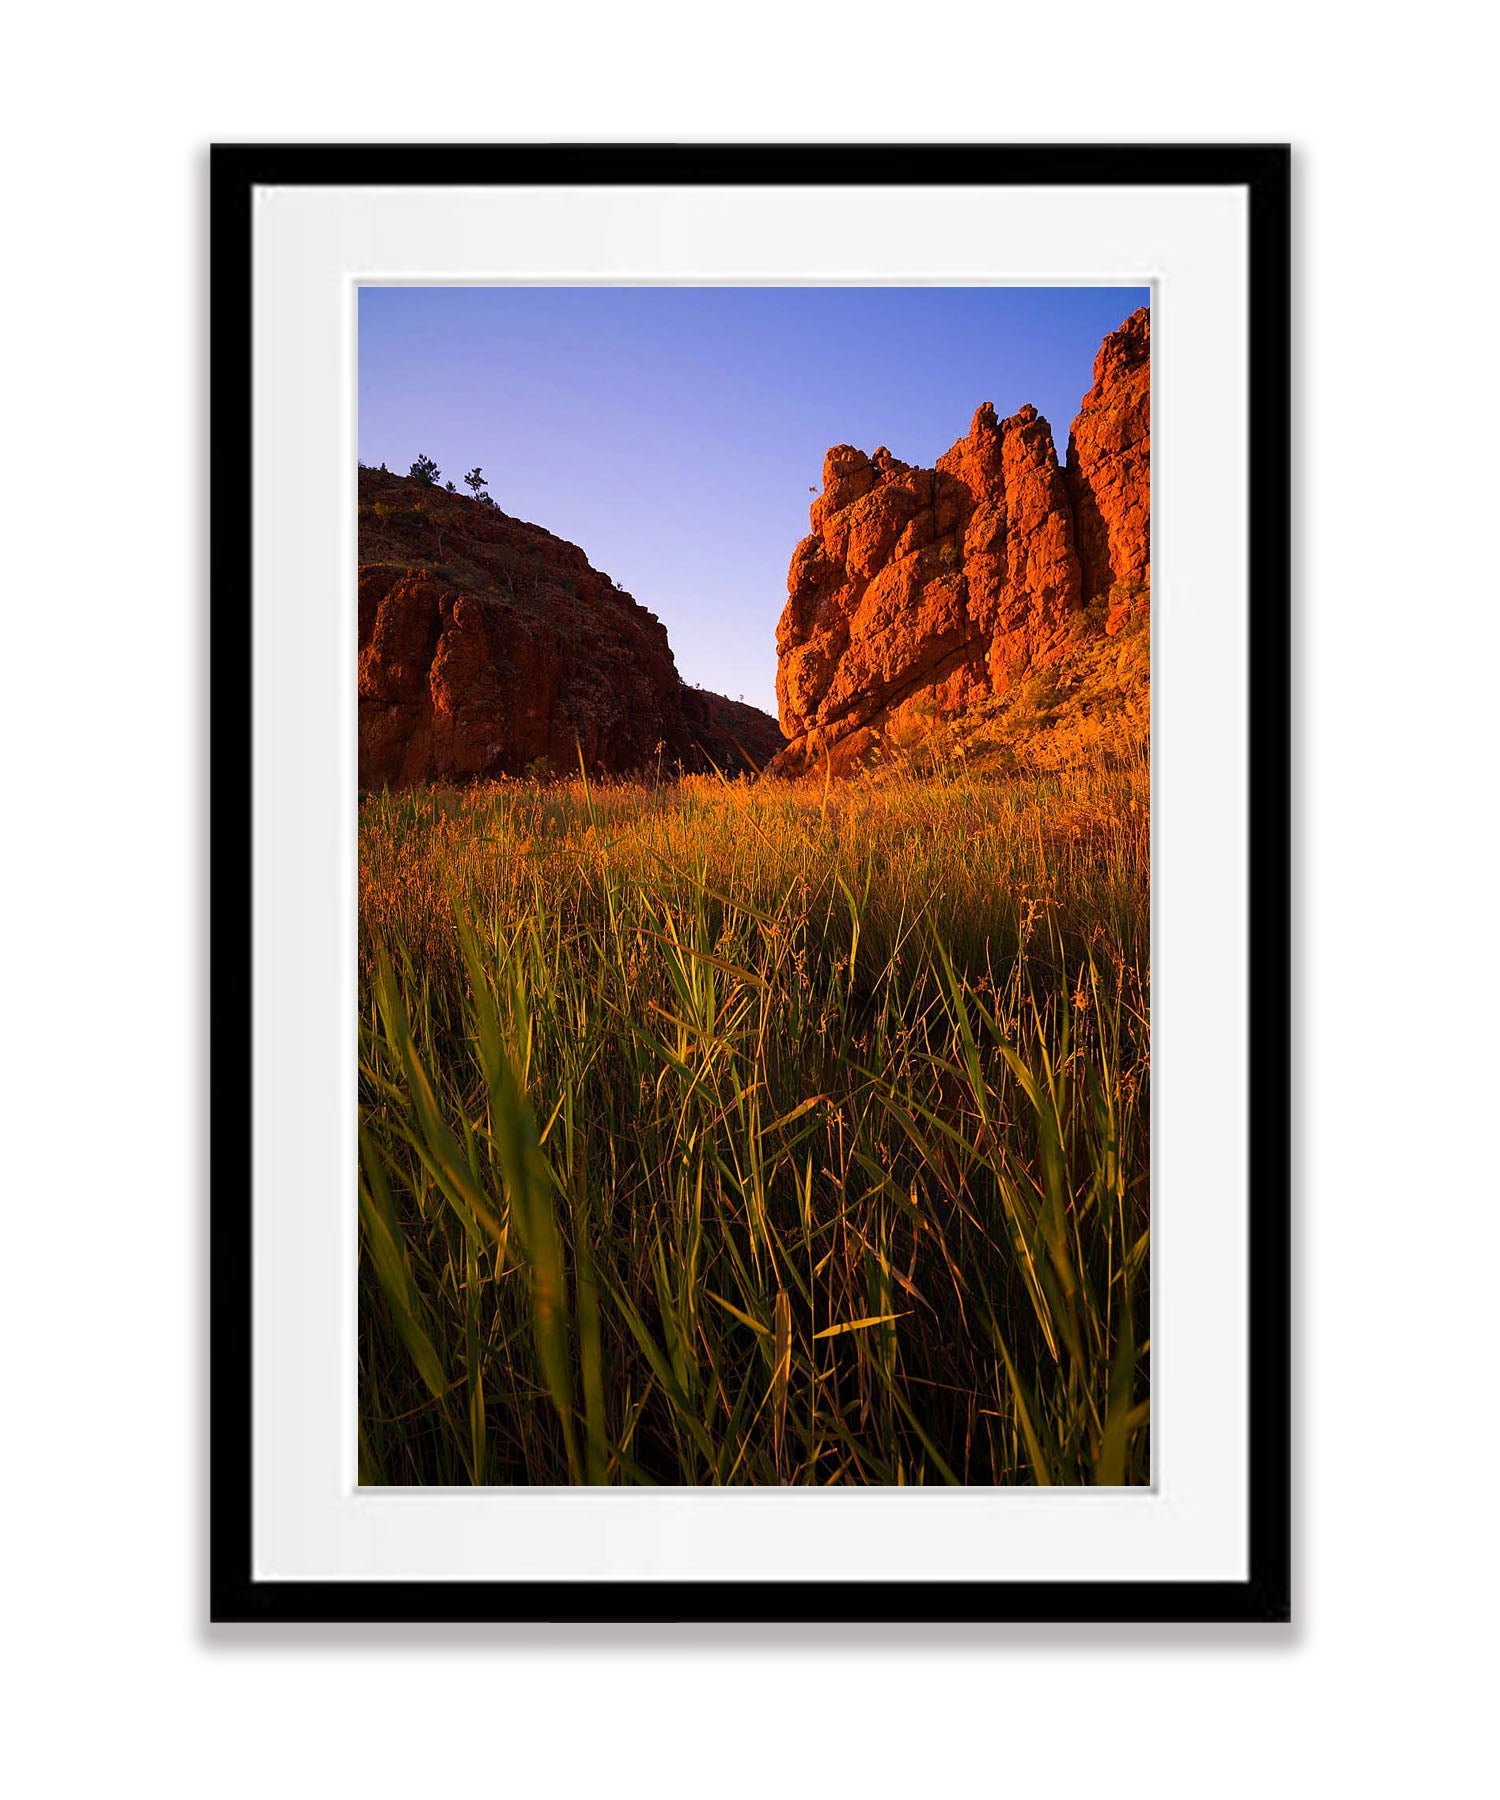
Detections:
359,286,1149,715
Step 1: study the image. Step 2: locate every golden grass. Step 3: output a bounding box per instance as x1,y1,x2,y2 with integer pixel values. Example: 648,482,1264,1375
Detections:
358,753,1149,1485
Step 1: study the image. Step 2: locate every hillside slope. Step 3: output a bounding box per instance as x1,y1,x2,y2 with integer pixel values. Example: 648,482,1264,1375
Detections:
358,468,783,788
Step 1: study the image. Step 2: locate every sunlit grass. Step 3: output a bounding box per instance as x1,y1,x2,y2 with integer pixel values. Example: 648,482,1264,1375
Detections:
358,754,1149,1485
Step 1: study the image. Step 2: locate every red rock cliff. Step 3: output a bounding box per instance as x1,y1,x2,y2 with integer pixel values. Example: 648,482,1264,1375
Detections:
1066,305,1151,635
770,307,1149,776
358,469,783,788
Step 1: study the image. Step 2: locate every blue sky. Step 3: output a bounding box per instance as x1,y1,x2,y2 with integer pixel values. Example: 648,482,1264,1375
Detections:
359,286,1148,715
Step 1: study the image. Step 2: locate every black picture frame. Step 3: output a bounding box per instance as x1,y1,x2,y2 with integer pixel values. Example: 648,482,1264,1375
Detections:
210,142,1290,1626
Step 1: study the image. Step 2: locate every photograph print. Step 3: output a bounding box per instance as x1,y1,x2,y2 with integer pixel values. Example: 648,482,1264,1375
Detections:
356,284,1151,1487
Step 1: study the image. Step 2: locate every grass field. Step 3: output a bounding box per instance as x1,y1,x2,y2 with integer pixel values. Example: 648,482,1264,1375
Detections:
358,748,1150,1485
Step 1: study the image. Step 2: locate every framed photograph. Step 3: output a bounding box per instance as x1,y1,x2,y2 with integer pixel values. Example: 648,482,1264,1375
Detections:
211,143,1289,1623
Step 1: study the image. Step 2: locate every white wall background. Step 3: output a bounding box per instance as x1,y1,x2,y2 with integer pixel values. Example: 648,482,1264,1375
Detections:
4,4,1495,1795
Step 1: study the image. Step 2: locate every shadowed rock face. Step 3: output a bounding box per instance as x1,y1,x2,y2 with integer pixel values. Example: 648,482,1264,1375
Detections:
769,307,1150,777
357,469,783,788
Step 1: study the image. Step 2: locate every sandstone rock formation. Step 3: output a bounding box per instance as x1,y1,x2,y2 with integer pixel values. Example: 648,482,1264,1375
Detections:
358,468,783,788
1066,305,1151,635
770,307,1149,776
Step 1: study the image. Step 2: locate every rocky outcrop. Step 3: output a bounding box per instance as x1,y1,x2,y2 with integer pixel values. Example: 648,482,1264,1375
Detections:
357,469,782,788
770,307,1149,776
1066,305,1150,635
678,686,787,774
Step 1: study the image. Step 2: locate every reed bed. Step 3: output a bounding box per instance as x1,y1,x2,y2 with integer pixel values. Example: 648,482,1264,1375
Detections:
358,755,1150,1485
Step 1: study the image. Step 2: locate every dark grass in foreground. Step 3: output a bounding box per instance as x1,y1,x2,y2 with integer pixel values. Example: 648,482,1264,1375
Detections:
358,755,1149,1484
